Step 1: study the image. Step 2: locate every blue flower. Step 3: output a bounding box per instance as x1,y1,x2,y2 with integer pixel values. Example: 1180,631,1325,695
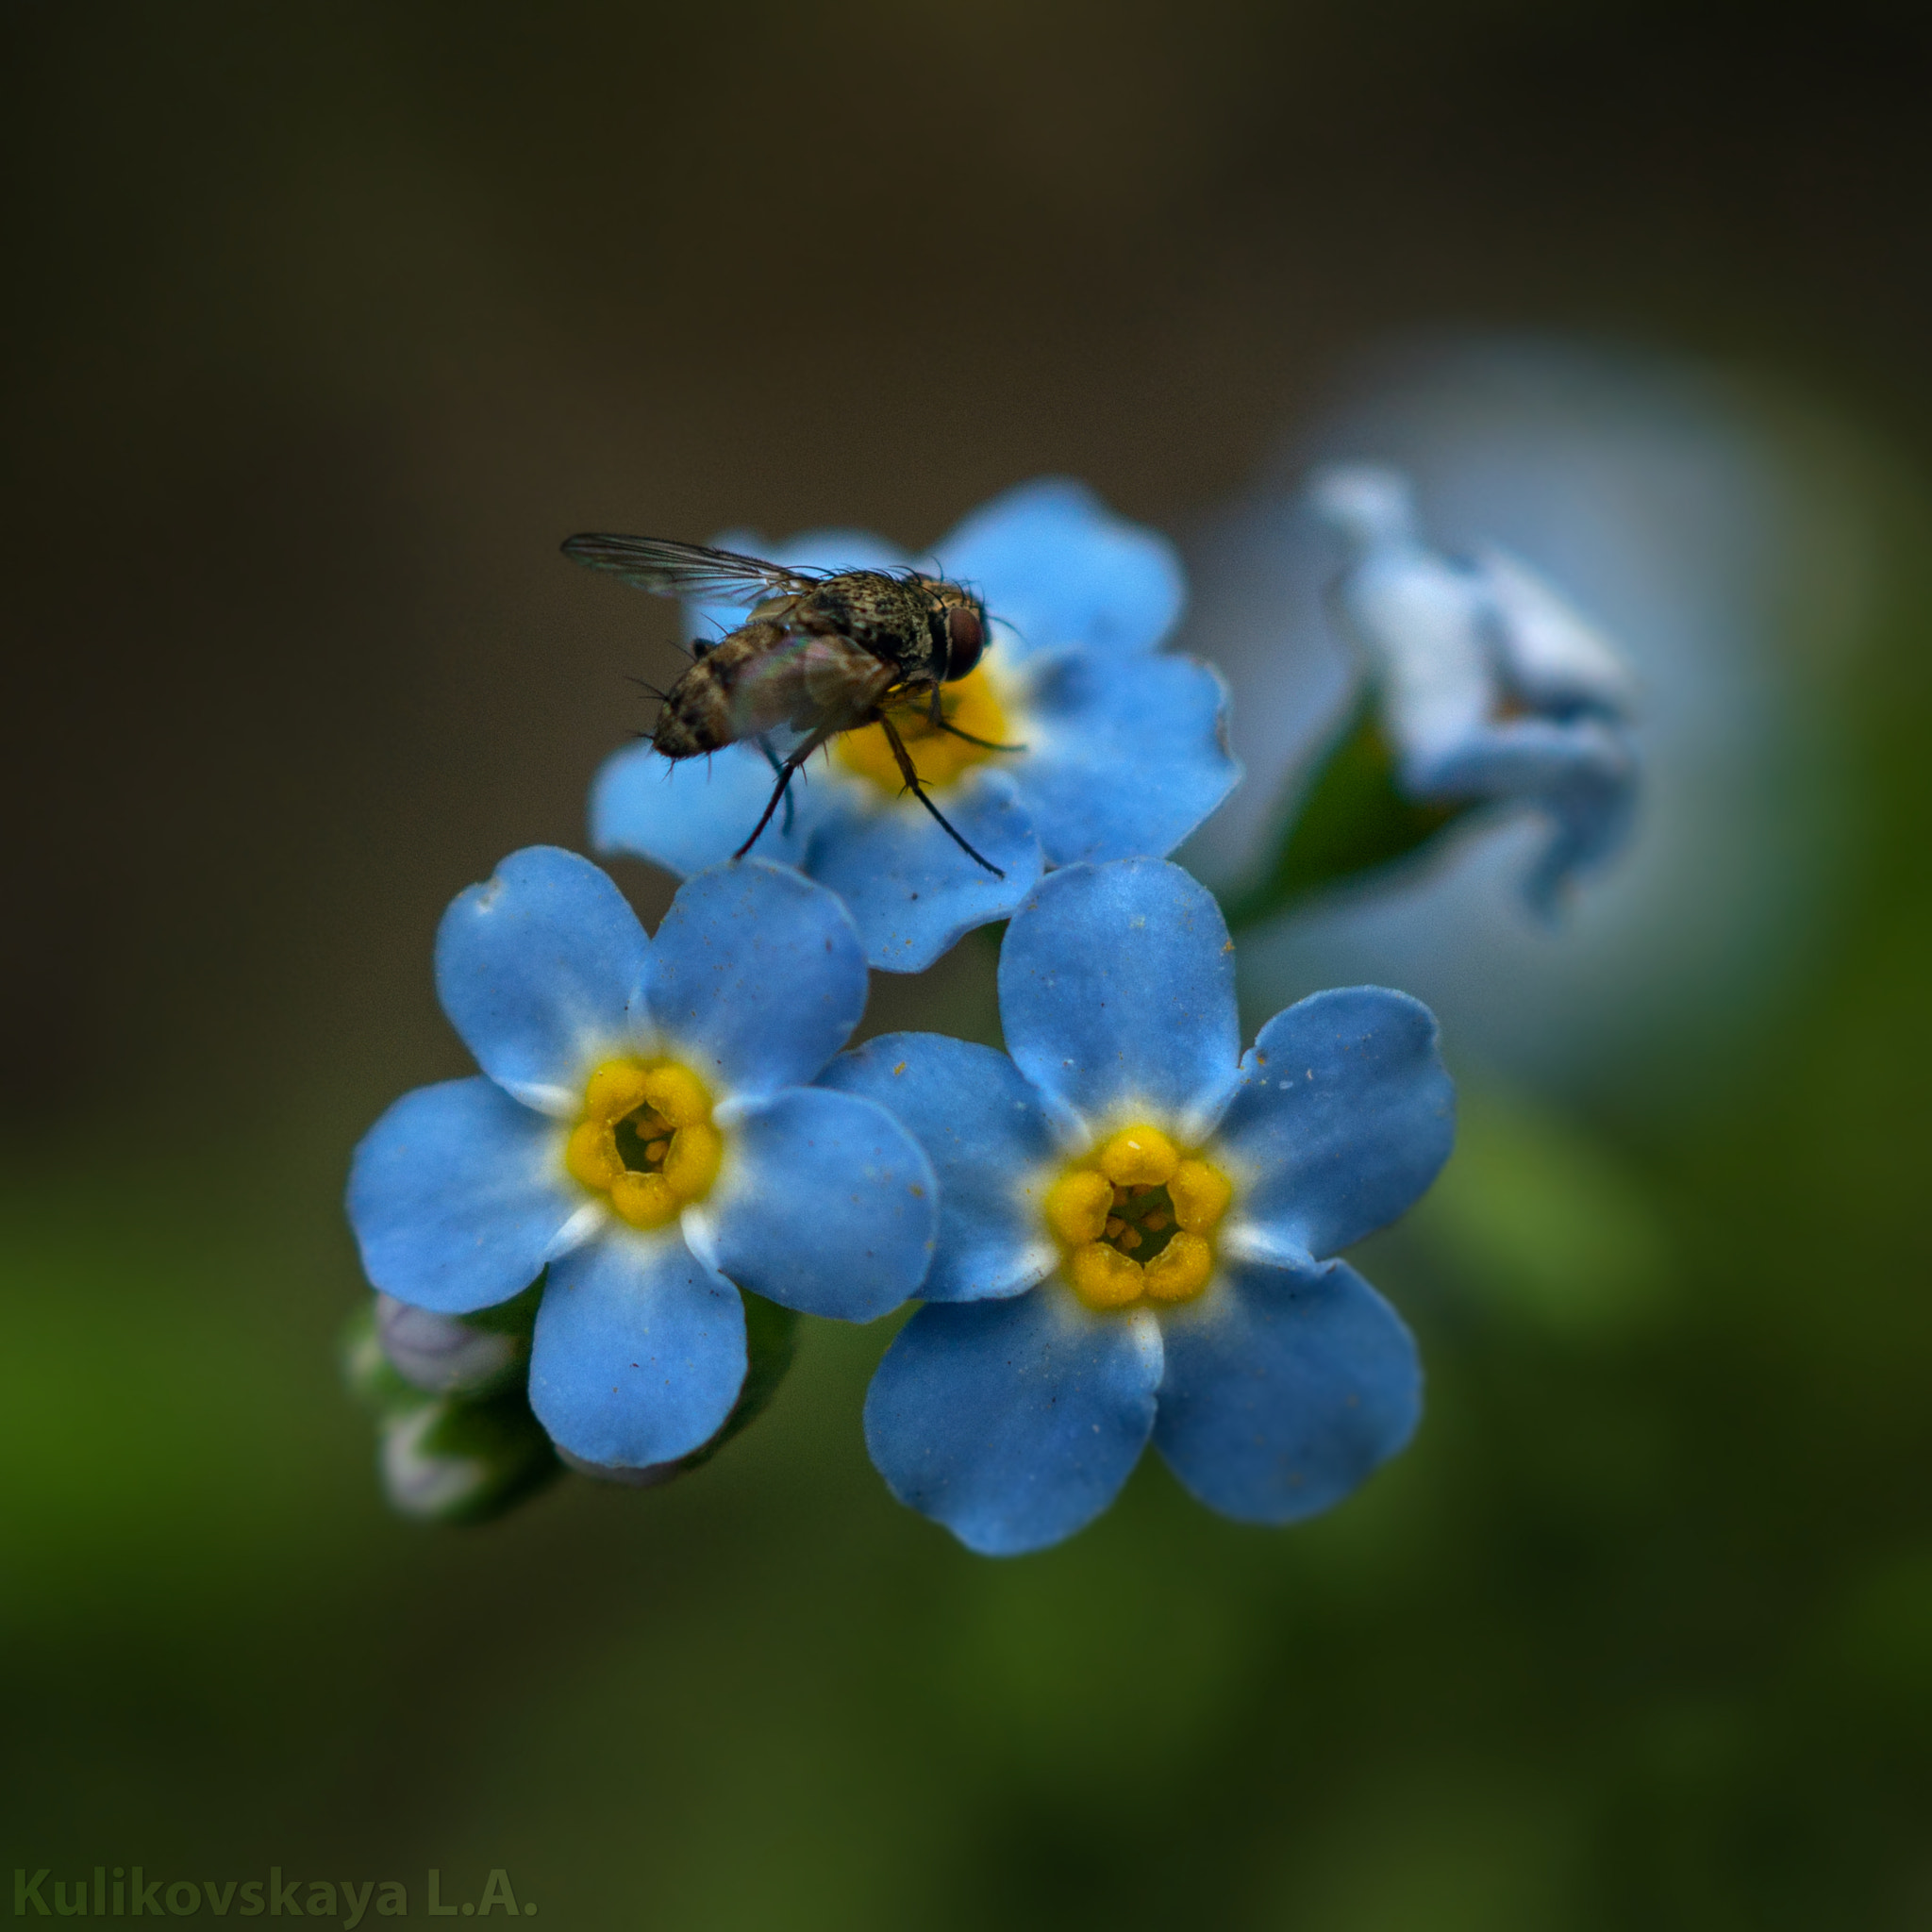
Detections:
590,478,1241,973
819,858,1454,1555
347,847,938,1472
1308,463,1640,921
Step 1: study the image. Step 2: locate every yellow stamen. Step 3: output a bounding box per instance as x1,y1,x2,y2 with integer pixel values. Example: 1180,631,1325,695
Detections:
1097,1125,1178,1189
662,1120,723,1198
566,1057,724,1217
609,1171,680,1229
583,1061,654,1124
1068,1241,1143,1310
565,1120,623,1191
832,662,1013,794
1169,1158,1233,1232
1042,1131,1234,1313
1043,1168,1113,1246
1142,1232,1213,1304
638,1063,711,1128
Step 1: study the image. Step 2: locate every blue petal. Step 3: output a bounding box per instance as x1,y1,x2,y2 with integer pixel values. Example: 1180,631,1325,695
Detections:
801,768,1043,973
645,859,868,1097
998,858,1241,1132
528,1229,746,1468
595,741,1041,975
1411,712,1633,805
1007,650,1240,864
1414,718,1641,921
864,1290,1162,1556
591,739,818,881
1521,756,1640,919
1153,1254,1421,1524
696,1087,938,1321
1407,715,1640,918
1215,987,1455,1259
935,478,1186,663
818,1034,1061,1304
346,1077,582,1316
435,846,649,1110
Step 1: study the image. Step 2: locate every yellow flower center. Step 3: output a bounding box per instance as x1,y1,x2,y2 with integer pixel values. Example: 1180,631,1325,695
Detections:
563,1058,723,1231
1041,1123,1233,1313
832,663,1013,794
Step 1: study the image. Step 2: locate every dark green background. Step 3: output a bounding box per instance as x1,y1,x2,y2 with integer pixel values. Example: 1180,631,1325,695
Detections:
5,2,1931,1924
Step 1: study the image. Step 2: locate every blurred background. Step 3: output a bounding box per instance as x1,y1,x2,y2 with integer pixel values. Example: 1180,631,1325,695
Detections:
6,1,1932,1924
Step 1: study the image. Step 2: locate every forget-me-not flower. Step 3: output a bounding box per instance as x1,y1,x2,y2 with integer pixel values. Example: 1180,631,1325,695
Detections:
1310,463,1639,920
347,846,938,1472
591,478,1241,973
820,858,1455,1555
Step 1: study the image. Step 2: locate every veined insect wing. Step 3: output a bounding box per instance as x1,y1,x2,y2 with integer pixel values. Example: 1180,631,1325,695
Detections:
559,533,817,608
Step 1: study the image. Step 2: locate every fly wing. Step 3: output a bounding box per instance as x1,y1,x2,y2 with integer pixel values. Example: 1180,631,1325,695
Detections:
559,534,819,607
727,631,895,742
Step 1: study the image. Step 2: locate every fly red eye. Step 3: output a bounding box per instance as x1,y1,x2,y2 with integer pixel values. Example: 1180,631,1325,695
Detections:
945,603,985,680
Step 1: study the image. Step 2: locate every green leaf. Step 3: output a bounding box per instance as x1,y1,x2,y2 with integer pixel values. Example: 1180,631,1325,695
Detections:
1223,692,1474,930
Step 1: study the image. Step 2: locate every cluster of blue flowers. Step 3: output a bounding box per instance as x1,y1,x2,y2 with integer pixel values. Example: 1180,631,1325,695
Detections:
344,471,1632,1551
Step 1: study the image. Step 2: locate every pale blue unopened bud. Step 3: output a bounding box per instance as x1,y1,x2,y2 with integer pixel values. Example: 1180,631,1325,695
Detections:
376,1292,523,1396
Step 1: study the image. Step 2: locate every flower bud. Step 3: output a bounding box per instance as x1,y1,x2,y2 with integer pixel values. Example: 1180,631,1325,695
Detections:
376,1292,524,1397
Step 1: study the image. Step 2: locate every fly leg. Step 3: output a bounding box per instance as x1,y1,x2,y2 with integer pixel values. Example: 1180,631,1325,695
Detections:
876,713,1007,878
752,734,796,837
934,718,1026,752
917,678,1022,751
734,724,839,860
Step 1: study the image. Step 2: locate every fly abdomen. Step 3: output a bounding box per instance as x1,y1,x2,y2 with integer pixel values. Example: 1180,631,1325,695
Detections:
653,654,740,758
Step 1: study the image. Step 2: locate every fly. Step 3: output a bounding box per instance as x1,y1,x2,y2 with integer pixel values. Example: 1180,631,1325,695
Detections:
561,532,1019,874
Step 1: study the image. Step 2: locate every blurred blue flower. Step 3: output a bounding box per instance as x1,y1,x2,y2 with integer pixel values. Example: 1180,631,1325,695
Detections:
591,478,1241,973
347,846,937,1473
820,858,1454,1555
1309,462,1640,919
1180,338,1863,1098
